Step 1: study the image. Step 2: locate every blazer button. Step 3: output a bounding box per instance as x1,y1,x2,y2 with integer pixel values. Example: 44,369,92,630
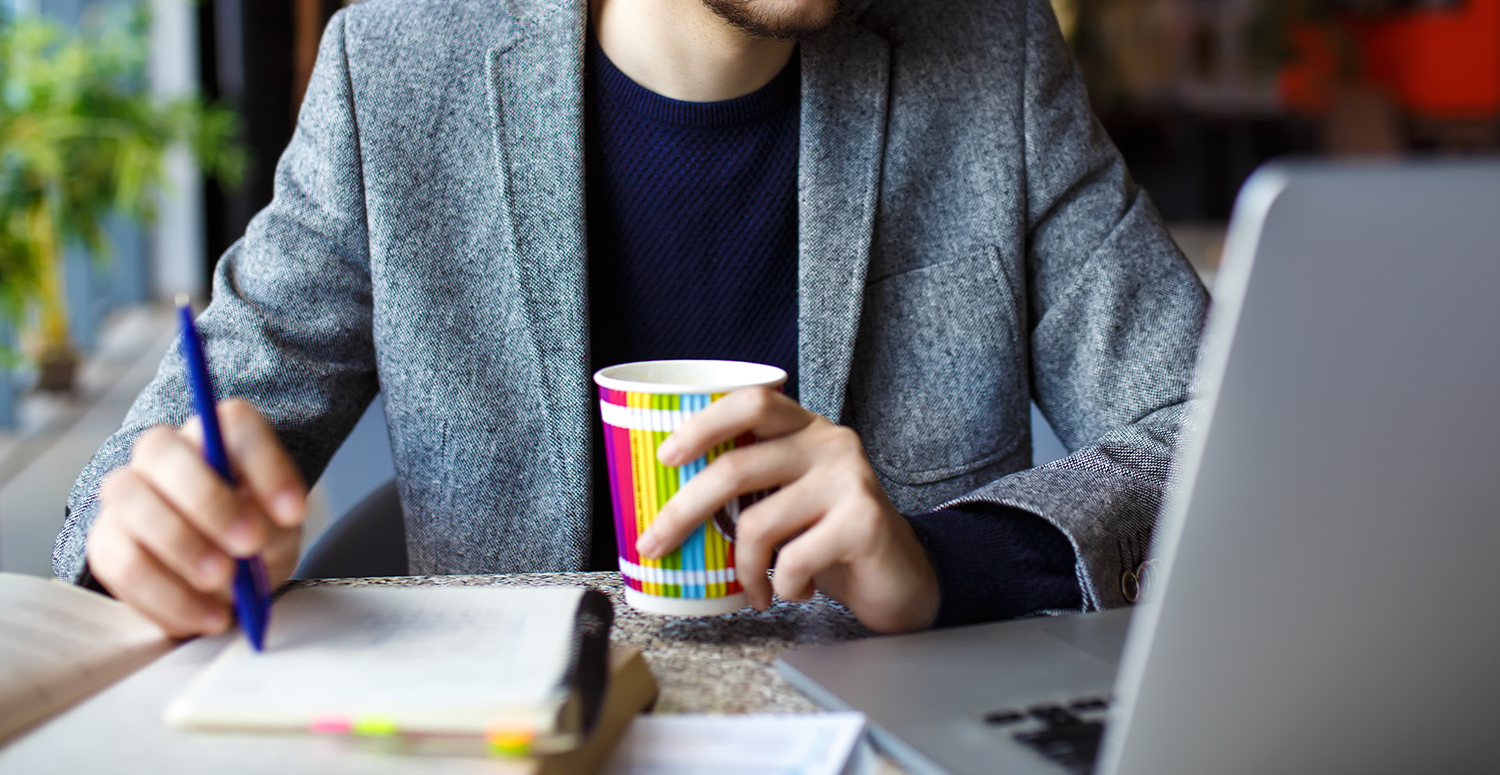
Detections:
1121,559,1161,603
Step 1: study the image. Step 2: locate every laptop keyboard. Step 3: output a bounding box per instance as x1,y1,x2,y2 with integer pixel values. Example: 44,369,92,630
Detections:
983,696,1110,775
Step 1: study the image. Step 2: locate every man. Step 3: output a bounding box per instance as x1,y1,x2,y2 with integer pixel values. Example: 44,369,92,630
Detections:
55,0,1207,637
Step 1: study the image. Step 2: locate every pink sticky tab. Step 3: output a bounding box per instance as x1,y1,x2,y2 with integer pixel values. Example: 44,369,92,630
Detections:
310,715,352,734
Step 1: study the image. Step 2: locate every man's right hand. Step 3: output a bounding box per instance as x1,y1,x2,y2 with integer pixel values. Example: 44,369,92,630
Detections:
86,398,307,638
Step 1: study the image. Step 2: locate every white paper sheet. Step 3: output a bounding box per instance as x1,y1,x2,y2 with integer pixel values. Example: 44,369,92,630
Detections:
604,713,873,775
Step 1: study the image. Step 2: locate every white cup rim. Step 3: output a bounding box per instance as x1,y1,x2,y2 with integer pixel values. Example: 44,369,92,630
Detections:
593,359,788,395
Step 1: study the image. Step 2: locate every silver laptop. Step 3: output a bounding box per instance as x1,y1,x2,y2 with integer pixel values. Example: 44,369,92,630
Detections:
778,160,1500,775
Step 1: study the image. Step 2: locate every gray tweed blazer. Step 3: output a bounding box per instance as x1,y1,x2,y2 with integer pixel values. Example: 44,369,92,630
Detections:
57,0,1207,610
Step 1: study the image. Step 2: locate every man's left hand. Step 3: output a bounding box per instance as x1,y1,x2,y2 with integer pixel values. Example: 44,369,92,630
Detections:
636,388,940,633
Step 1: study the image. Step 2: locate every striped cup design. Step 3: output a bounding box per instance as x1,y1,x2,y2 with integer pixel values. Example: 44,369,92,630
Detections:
594,360,786,615
599,390,748,601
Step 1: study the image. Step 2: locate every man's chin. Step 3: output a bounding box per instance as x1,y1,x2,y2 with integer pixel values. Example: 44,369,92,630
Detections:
700,0,845,40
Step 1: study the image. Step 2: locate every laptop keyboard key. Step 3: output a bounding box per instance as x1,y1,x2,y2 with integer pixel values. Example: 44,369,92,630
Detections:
982,709,1026,725
1008,699,1108,774
1014,721,1105,775
1028,704,1082,726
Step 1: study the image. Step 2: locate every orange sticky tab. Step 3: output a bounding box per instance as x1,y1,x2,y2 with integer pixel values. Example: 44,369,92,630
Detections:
485,727,535,757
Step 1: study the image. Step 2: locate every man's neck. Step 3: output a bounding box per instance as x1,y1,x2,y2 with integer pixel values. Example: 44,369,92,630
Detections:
591,0,796,102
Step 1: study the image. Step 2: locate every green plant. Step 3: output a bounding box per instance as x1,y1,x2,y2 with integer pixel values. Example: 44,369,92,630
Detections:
0,3,243,371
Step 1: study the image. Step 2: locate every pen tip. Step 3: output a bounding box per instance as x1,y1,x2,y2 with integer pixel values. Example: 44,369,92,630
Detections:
175,292,190,308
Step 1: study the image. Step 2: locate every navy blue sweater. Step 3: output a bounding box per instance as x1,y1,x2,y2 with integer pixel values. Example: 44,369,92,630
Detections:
583,38,1081,625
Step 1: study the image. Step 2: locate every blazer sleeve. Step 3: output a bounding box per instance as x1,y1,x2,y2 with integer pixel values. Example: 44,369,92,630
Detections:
53,12,378,585
938,0,1209,611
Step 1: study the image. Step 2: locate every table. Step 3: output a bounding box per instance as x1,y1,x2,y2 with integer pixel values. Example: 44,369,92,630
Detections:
320,572,879,713
0,572,890,774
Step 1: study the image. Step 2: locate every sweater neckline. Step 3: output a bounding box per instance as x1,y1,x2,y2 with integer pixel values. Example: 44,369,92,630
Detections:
586,31,800,128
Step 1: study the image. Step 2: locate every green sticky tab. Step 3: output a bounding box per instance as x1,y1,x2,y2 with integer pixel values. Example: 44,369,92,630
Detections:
352,716,400,737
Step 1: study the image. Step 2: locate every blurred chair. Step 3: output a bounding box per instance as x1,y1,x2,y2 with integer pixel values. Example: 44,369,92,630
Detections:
294,479,407,579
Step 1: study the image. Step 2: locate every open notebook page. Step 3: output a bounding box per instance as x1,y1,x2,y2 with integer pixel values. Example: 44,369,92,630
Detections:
0,572,172,742
166,584,587,735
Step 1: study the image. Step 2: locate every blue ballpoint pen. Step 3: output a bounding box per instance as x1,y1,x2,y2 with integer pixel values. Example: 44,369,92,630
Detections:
176,295,272,652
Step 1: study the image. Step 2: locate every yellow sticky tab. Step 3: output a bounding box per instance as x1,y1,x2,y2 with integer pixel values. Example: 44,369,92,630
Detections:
485,727,535,757
351,716,400,737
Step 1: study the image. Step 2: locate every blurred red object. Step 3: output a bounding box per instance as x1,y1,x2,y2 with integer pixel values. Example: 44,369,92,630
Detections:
1279,24,1344,114
1357,0,1500,119
1279,0,1499,119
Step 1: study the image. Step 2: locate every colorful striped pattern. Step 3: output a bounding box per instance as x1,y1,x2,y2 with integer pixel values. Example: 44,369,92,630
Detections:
598,387,755,600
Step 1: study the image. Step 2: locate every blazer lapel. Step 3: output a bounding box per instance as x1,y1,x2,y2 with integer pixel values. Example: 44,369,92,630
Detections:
797,19,890,423
490,0,592,510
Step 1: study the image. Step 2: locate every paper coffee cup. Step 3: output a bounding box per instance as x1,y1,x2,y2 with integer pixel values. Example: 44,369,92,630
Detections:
594,360,788,616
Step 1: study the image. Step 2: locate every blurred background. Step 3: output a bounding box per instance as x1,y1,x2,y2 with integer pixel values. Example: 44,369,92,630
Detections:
0,0,1494,576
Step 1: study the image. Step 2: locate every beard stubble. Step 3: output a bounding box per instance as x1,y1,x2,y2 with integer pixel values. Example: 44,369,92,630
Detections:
698,0,846,40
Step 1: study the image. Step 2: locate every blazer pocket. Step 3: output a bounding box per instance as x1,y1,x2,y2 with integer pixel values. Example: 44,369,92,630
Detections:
846,246,1028,486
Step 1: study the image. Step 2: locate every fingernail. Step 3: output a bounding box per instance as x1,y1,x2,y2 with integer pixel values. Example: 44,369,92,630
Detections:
198,553,229,584
636,533,660,559
657,438,679,465
227,516,260,556
273,490,303,525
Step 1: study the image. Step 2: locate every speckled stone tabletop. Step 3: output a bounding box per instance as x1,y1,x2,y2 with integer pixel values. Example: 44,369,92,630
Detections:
290,572,880,714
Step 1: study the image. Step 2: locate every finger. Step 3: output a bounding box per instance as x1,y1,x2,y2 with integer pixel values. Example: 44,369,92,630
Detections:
769,502,869,604
262,517,305,589
88,516,231,638
773,499,942,633
185,399,307,529
131,424,267,557
219,399,307,528
639,435,809,559
731,478,843,608
104,469,234,593
658,388,812,466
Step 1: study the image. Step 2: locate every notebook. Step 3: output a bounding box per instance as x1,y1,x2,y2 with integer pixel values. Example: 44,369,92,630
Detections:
0,572,172,743
167,584,613,754
778,160,1500,775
